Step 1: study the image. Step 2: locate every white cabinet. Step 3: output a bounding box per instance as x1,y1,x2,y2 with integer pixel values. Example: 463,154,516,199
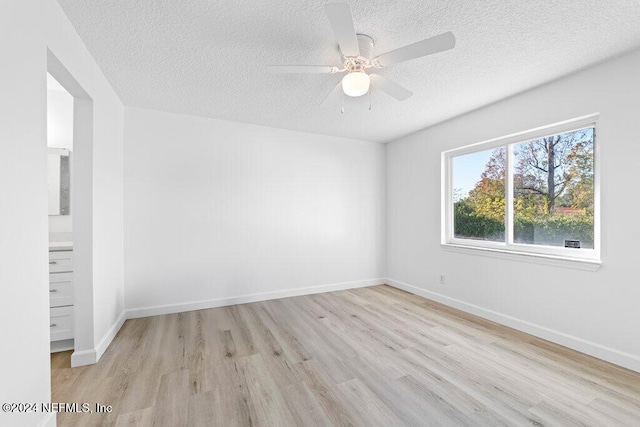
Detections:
49,250,73,273
49,248,74,351
49,272,74,307
50,306,74,341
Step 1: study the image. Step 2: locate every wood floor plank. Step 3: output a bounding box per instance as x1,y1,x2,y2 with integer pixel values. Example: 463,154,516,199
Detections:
293,359,358,427
281,380,334,427
114,407,155,427
395,374,499,427
234,354,298,426
51,285,640,426
402,344,548,426
254,303,312,363
187,388,223,427
334,378,405,426
151,370,190,426
213,358,253,426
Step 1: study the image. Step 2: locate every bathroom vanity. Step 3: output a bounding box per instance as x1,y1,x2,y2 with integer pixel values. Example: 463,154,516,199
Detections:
49,242,74,352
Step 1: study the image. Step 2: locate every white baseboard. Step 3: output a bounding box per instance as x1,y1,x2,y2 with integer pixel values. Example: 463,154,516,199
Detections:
386,278,640,373
71,311,126,367
70,348,96,367
126,278,386,319
96,311,126,361
50,338,74,353
38,412,56,427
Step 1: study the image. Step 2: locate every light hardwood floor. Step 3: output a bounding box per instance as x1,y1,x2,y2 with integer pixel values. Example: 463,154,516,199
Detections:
51,285,640,426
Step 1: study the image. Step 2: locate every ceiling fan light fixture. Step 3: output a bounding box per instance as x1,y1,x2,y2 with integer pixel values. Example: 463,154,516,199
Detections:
342,71,370,97
267,3,455,106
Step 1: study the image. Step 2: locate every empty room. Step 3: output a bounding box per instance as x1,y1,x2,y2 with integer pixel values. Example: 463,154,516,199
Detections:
2,0,640,426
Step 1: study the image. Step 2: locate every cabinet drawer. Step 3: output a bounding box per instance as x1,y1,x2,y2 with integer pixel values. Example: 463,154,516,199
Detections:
49,272,73,307
50,306,74,341
49,250,73,273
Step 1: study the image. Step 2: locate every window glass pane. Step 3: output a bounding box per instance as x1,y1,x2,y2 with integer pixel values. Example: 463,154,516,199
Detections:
452,147,506,242
513,127,594,249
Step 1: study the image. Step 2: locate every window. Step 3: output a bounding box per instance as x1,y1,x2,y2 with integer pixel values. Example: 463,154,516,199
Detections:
443,115,599,264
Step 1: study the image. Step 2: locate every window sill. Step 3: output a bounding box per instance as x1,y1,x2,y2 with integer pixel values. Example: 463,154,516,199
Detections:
441,243,601,271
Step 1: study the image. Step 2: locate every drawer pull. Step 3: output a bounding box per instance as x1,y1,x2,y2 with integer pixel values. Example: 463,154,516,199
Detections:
49,289,58,293
50,323,57,328
49,261,58,265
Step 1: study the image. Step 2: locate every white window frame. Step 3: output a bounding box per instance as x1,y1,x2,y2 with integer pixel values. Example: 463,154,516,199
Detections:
441,114,601,270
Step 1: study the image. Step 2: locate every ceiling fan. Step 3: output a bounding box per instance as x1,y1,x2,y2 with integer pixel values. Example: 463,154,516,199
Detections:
267,3,456,107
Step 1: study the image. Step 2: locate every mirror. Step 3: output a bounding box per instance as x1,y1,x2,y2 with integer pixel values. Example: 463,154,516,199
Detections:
48,148,71,216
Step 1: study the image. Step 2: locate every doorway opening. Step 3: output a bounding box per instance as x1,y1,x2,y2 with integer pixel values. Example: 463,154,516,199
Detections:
46,50,95,374
47,71,75,353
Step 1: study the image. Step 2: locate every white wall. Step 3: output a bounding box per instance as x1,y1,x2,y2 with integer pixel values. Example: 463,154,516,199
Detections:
45,0,126,365
0,0,125,421
386,48,640,371
0,1,50,425
124,107,385,316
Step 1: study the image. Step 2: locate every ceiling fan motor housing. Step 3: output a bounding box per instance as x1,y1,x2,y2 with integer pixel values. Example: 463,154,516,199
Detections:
344,34,375,73
356,34,374,62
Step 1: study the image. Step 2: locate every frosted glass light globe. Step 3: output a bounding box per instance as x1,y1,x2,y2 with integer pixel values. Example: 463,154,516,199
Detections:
342,72,370,97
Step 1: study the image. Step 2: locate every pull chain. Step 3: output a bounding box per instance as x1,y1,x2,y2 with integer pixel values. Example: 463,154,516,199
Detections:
341,91,345,114
368,90,372,111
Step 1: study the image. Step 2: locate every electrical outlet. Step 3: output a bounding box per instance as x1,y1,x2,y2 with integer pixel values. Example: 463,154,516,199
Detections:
439,274,446,285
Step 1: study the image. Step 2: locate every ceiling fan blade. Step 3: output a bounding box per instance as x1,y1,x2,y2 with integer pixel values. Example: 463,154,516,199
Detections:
373,31,455,67
369,74,413,101
319,82,343,107
324,3,360,57
267,65,339,74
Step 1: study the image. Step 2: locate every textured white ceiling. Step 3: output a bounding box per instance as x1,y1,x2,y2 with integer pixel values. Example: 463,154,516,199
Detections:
57,0,640,142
